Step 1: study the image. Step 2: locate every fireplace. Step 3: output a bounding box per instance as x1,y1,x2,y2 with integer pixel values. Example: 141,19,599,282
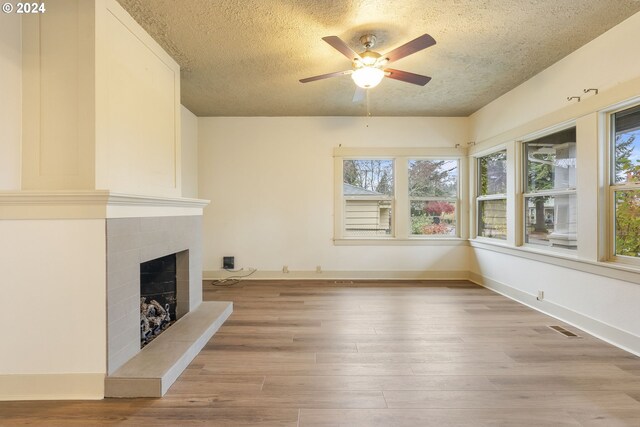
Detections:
106,216,203,375
140,253,177,347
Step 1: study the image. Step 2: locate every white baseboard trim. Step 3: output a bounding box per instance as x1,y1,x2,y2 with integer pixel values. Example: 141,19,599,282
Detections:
469,271,640,357
0,373,105,401
204,270,470,281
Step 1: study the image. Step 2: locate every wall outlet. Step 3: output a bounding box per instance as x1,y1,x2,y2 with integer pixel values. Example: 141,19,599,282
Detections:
316,265,322,273
537,290,544,301
282,265,289,273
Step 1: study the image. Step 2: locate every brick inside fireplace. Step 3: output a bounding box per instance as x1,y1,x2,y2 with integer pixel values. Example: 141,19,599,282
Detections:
140,253,177,347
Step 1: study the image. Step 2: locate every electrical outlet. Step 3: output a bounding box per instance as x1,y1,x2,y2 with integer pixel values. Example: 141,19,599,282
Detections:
316,265,322,273
537,290,544,301
282,265,289,273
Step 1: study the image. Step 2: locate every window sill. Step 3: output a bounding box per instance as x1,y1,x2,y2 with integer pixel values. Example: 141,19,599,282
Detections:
470,239,640,284
474,236,509,245
334,238,469,246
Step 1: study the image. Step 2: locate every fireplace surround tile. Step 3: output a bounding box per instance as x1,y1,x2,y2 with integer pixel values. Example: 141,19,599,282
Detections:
106,215,203,375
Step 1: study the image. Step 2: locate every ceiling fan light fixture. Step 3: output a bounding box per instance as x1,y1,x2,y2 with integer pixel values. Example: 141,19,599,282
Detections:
351,66,384,89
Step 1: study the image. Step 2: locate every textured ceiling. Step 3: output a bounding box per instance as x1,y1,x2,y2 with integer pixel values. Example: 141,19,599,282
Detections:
117,0,640,117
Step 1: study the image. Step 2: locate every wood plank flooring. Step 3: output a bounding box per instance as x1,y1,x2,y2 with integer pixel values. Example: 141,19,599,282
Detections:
2,280,640,426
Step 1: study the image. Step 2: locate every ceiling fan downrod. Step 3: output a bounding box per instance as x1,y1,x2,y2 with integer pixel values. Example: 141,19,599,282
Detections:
359,34,376,50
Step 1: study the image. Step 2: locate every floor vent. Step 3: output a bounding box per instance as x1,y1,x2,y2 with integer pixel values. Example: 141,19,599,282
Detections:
334,280,354,284
549,325,581,338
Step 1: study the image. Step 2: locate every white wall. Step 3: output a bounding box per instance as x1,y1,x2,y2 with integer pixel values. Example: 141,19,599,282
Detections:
0,1,195,400
21,1,96,190
181,105,199,198
19,0,182,197
470,11,640,143
0,13,21,190
95,0,181,197
199,116,470,278
0,219,106,399
468,11,640,355
470,250,640,351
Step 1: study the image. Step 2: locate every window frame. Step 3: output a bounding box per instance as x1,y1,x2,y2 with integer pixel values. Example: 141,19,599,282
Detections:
407,158,460,239
520,124,578,253
607,102,640,266
341,157,396,239
334,147,467,244
475,148,508,241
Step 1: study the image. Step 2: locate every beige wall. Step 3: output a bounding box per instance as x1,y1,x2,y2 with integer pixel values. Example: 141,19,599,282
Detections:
0,13,21,190
199,116,470,278
470,12,640,144
468,11,640,355
181,106,199,198
0,219,106,399
95,0,181,197
0,0,196,400
20,0,181,197
21,0,96,190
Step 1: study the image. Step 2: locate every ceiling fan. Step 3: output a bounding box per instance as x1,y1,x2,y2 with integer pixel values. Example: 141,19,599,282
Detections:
300,33,436,100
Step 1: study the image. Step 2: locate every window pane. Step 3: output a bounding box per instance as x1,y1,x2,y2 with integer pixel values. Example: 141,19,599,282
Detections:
408,160,458,198
343,159,393,237
478,199,507,240
343,159,394,195
479,150,507,195
525,194,577,249
613,106,640,184
410,200,456,236
525,127,576,192
614,190,640,258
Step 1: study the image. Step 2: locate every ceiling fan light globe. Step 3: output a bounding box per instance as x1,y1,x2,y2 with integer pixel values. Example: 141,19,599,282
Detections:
351,67,384,89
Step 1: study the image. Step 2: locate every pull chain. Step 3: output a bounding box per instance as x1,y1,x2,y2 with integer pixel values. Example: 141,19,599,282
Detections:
366,89,371,128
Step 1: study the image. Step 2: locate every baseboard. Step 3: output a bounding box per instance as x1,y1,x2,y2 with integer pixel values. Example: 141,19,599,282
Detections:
203,270,470,281
0,373,105,401
469,271,640,357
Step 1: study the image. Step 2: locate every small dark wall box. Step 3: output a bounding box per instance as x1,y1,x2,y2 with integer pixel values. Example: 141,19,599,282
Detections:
223,256,235,269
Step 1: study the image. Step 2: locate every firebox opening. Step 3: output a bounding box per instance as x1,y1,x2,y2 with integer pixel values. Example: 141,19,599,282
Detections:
140,253,177,348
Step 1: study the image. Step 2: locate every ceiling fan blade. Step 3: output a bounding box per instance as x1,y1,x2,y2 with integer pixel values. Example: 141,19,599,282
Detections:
382,34,436,63
352,87,366,103
299,70,352,83
385,68,432,86
322,36,361,61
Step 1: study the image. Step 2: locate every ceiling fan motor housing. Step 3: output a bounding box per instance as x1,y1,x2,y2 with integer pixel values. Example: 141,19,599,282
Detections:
357,50,382,67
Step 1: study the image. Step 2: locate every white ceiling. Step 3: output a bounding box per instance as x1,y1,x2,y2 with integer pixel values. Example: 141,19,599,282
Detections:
117,0,640,117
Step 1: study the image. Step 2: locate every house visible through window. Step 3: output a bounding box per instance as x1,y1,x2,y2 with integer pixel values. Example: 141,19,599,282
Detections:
477,150,507,240
336,151,462,241
343,159,394,237
611,105,640,259
523,127,577,250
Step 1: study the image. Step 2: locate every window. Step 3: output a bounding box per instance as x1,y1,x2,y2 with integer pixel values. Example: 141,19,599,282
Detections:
408,160,458,236
477,150,507,240
343,159,394,237
335,149,463,242
611,105,640,259
523,127,577,250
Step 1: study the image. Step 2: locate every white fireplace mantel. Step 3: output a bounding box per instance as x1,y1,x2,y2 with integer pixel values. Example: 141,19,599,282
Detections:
0,191,210,219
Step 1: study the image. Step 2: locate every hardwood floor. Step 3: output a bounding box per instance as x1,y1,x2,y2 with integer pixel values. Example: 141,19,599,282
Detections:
2,280,640,426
